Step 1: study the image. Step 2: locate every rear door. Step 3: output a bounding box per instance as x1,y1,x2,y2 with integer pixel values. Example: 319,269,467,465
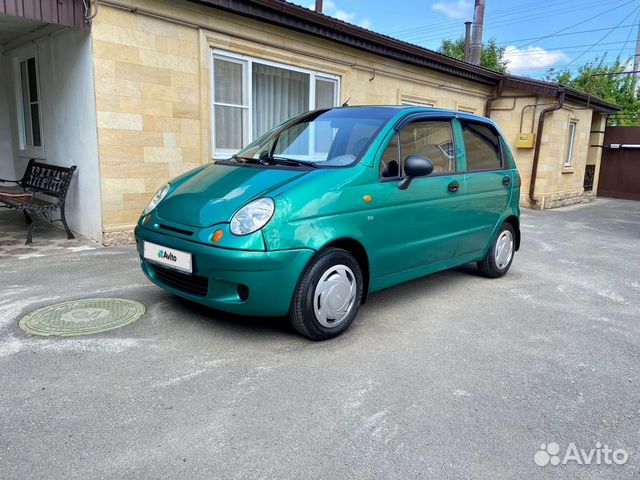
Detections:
456,119,512,256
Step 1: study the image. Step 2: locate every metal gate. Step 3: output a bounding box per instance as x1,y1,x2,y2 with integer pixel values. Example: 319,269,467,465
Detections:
598,127,640,201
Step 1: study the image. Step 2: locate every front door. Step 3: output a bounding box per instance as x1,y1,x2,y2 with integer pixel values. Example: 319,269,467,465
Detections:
371,117,466,279
456,120,512,256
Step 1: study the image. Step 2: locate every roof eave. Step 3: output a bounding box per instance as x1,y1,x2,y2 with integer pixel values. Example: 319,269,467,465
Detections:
186,0,621,113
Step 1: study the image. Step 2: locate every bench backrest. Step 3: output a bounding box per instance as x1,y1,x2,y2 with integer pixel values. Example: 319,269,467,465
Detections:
21,159,77,200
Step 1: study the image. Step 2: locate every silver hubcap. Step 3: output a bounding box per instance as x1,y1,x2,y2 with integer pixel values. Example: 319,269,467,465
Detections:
313,264,357,328
495,230,514,270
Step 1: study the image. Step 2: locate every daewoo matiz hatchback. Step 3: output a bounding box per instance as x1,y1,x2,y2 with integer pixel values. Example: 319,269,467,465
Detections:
135,106,521,340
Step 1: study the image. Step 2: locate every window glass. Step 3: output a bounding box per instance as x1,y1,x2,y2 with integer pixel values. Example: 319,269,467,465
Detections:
19,57,41,148
212,52,340,158
213,57,246,151
564,121,576,167
315,77,337,109
214,105,244,150
462,122,502,171
398,121,455,174
238,107,394,167
213,58,243,104
252,63,310,139
379,134,400,178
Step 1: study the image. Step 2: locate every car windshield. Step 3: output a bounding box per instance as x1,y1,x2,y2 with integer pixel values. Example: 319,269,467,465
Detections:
233,107,396,167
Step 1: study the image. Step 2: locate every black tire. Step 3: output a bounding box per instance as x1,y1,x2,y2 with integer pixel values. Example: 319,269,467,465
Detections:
290,248,363,340
477,222,516,278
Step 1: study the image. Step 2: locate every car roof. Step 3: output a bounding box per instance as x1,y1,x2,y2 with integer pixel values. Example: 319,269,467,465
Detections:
330,105,496,126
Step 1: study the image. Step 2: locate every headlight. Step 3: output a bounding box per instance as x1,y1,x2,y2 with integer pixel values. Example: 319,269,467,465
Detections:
143,183,170,215
230,197,275,235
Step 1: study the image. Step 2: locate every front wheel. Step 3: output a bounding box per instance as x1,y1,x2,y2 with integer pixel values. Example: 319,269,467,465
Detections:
289,248,363,340
477,222,516,278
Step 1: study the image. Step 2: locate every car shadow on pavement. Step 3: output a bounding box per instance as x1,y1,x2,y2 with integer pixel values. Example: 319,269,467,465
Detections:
362,263,483,310
161,263,484,339
170,295,296,338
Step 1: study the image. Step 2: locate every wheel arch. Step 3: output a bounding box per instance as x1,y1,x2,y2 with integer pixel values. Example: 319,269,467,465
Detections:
322,237,370,304
503,215,521,251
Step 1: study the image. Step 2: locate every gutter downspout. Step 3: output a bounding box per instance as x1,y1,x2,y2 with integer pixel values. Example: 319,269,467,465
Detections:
529,87,565,205
484,79,504,118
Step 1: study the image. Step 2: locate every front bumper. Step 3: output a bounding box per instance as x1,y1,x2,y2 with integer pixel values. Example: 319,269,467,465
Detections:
135,226,315,316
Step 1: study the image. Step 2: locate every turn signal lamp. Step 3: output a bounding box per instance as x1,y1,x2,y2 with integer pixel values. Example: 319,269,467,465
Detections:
212,229,224,243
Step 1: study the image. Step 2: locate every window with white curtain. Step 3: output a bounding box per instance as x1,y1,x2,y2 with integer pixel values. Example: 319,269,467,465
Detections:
13,45,44,158
564,120,577,168
212,51,340,158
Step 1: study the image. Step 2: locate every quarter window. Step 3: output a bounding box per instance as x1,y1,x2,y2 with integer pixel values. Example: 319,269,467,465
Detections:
211,51,340,158
380,120,455,178
461,122,502,171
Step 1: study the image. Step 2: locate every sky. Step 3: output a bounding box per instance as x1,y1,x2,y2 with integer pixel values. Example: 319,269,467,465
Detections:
295,0,640,78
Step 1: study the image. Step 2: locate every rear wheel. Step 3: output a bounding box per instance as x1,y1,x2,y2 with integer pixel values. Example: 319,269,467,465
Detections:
477,222,516,278
290,248,363,340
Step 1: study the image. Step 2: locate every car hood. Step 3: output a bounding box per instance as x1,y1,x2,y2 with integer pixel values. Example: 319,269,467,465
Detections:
156,163,309,228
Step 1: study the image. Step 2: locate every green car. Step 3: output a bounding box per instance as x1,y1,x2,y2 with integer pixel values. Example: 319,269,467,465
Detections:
135,106,521,340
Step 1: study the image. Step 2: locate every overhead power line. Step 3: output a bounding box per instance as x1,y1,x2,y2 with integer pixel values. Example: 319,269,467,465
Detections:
512,0,638,49
389,0,628,38
498,23,638,45
564,4,640,67
398,0,632,43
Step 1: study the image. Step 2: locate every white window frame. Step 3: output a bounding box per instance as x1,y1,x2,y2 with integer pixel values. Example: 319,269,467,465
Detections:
13,45,44,159
211,50,340,159
564,120,577,168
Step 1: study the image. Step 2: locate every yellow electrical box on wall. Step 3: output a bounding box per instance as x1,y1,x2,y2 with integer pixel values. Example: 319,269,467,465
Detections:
516,133,535,149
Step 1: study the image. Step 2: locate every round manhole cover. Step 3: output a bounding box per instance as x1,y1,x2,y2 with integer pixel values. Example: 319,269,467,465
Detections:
19,298,145,337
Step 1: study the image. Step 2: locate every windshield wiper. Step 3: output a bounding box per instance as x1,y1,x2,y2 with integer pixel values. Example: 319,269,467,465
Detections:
267,156,318,168
231,154,269,166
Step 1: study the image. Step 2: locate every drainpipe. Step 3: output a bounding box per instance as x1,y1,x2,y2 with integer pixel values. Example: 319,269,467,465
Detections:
84,0,99,22
529,87,565,205
484,79,504,118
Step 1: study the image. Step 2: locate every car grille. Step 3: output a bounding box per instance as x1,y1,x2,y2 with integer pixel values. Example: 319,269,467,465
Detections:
150,264,209,297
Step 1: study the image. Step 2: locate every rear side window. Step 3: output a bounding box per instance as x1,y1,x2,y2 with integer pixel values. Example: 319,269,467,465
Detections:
461,122,502,171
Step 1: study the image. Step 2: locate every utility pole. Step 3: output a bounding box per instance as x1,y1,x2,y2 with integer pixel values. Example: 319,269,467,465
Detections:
315,0,323,13
469,0,485,66
464,21,472,62
634,13,640,78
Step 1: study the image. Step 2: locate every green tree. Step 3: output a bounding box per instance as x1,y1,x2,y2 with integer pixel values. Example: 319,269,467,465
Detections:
438,37,508,73
545,56,640,126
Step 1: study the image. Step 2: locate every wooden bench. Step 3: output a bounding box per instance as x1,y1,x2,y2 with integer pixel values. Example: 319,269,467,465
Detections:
0,159,77,245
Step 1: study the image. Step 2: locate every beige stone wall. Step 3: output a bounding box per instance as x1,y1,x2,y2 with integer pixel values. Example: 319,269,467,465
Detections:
587,113,606,197
92,0,602,242
92,3,202,243
490,90,597,209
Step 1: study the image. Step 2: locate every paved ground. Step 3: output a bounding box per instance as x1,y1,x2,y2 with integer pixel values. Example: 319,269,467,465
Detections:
1,198,639,479
0,210,99,259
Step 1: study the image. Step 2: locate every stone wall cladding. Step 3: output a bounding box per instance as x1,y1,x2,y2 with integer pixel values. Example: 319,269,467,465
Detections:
93,4,202,241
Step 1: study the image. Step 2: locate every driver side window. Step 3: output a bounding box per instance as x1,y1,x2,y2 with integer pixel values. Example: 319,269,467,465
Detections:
379,120,456,179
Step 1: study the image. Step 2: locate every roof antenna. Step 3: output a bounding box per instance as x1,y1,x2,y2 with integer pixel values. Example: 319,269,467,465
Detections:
342,97,351,107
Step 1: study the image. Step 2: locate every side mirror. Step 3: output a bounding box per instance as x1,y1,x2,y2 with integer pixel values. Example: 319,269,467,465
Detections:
398,155,434,190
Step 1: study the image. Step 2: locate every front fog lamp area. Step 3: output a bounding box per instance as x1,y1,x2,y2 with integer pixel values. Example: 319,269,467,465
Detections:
143,183,170,215
230,198,275,236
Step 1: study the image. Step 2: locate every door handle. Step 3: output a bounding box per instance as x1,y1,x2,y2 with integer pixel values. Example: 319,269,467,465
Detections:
502,176,511,186
448,181,460,193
